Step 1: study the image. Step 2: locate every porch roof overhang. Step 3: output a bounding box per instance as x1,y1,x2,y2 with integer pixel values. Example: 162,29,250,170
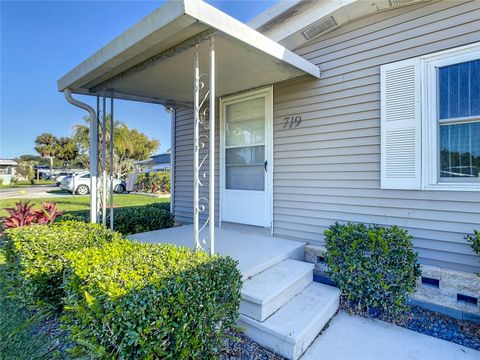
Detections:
57,0,320,106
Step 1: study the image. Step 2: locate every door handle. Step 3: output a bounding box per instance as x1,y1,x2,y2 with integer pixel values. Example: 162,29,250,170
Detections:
264,160,268,172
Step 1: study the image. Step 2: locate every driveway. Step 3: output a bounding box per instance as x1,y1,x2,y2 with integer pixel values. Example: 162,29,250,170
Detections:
0,185,71,199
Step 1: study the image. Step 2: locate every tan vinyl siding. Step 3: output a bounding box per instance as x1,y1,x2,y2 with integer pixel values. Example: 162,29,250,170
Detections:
173,107,220,225
273,0,480,273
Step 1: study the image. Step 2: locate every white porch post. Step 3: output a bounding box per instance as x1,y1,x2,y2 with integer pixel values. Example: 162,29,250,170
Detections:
101,90,107,225
209,35,215,256
193,44,200,250
109,91,115,230
89,98,99,223
193,36,216,255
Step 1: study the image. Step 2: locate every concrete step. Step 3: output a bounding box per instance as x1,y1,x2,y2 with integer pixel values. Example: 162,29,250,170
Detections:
241,259,314,321
238,283,340,360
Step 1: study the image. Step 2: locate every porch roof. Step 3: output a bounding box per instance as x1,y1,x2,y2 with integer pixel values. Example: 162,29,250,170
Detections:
57,0,320,106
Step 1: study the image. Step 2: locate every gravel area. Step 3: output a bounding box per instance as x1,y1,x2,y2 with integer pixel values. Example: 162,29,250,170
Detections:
404,305,480,351
220,330,285,360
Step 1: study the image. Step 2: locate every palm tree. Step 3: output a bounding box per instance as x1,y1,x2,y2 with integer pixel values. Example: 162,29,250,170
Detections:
34,133,58,177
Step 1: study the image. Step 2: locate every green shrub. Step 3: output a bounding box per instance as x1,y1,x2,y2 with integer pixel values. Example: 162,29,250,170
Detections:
3,221,122,308
324,222,420,317
466,230,480,256
107,204,174,235
57,202,173,236
63,241,242,359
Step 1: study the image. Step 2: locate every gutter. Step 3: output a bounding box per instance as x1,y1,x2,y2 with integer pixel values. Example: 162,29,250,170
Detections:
64,89,98,223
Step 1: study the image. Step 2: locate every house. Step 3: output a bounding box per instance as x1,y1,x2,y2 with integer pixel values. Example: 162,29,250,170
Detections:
58,1,479,358
0,159,18,184
134,153,171,172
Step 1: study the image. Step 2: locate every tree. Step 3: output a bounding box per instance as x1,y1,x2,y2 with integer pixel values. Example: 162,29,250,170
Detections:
72,117,159,178
55,137,79,168
34,133,58,175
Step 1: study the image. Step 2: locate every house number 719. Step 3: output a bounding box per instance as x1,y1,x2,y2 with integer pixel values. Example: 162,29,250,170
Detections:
283,115,302,129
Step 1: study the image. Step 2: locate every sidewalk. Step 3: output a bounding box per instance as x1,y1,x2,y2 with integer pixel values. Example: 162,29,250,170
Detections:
301,311,479,360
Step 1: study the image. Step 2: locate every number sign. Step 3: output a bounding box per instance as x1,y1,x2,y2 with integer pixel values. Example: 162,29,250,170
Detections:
283,115,302,129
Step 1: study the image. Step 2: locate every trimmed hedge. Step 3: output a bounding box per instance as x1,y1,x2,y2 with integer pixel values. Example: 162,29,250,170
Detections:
324,222,420,317
63,240,242,359
57,202,173,236
3,221,122,308
109,204,174,235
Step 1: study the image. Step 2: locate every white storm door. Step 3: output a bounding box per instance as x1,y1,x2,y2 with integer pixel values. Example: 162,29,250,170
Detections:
221,89,272,227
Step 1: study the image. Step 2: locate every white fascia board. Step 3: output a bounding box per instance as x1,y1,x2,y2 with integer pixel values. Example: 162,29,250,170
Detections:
247,0,303,30
57,0,189,92
184,0,319,78
265,0,356,42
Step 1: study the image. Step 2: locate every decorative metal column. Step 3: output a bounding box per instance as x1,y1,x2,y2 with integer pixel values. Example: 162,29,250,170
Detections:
193,36,215,255
109,91,115,230
95,89,115,227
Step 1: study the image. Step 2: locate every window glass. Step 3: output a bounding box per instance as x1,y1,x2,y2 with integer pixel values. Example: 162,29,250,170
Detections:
438,59,480,181
439,59,480,119
440,122,480,178
225,97,265,147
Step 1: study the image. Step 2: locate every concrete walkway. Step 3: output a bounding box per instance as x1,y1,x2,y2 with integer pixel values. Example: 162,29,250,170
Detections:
301,311,479,360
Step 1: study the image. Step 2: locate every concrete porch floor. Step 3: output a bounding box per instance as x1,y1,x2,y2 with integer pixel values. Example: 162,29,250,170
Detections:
128,223,306,279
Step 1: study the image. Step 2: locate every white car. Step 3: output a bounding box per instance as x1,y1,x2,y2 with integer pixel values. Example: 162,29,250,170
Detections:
60,172,126,195
55,172,73,186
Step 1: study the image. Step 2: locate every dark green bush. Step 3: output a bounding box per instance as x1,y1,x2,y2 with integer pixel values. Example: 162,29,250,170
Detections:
107,204,174,235
466,230,480,256
63,240,242,359
324,222,420,317
3,221,122,308
57,202,173,236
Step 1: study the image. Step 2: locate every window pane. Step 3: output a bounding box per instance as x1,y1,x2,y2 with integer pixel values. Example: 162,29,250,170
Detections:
226,97,265,147
226,165,264,190
439,59,480,119
440,122,480,178
226,145,264,165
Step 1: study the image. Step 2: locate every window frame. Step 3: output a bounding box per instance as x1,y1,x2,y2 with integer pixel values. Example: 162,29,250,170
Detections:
421,43,480,191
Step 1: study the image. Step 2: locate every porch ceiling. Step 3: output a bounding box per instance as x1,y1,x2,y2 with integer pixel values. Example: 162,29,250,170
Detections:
57,0,320,106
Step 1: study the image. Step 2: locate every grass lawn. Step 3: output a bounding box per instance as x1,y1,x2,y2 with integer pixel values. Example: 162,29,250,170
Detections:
0,249,71,359
0,180,55,189
0,194,169,217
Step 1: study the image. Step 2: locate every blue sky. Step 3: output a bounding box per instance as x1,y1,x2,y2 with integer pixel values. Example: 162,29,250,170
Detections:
0,0,276,159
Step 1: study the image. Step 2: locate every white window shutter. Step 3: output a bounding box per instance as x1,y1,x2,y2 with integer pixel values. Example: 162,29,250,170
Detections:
380,58,421,190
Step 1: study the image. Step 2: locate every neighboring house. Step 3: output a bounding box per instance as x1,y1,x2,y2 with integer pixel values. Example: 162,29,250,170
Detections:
0,159,18,184
134,153,171,172
59,1,479,358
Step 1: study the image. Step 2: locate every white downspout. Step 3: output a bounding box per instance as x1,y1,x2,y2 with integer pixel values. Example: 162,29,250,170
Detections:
64,89,98,223
167,107,176,215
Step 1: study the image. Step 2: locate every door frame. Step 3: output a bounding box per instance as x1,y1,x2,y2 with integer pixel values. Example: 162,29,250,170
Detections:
219,86,273,230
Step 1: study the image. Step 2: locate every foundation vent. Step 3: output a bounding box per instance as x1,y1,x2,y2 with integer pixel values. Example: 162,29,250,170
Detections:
301,16,337,40
457,294,478,306
421,277,439,288
388,0,418,6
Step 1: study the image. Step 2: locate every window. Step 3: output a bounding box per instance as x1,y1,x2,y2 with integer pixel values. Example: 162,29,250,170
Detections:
380,43,480,191
424,44,480,190
437,60,480,181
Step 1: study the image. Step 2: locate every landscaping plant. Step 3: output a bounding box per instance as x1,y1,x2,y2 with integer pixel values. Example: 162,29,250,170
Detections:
57,202,174,236
1,200,63,230
324,222,421,318
466,230,480,256
63,240,242,359
3,220,122,308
